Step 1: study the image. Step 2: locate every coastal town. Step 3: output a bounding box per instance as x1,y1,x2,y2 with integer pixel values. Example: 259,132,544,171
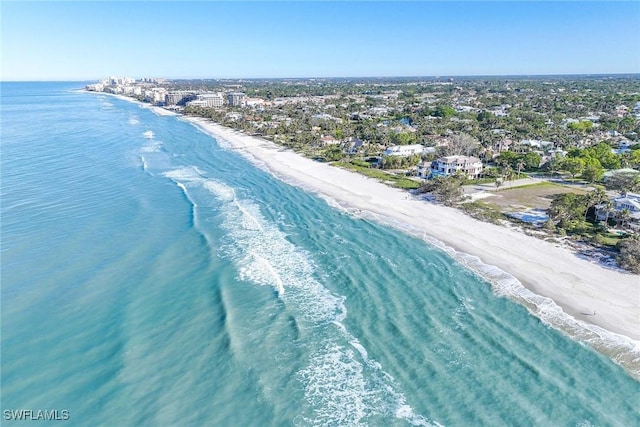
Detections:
87,75,640,273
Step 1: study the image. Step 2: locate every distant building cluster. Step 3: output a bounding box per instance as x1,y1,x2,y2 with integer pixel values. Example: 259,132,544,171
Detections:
85,75,638,188
85,77,245,110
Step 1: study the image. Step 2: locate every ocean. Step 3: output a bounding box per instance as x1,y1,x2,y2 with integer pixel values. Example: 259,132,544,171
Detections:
1,82,638,426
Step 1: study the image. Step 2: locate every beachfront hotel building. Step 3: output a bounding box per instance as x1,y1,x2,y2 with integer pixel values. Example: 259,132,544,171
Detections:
186,93,225,108
165,91,196,106
228,92,247,107
426,155,483,179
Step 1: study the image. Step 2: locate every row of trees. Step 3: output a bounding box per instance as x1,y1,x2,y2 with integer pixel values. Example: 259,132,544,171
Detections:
538,142,640,183
547,189,610,228
547,188,640,273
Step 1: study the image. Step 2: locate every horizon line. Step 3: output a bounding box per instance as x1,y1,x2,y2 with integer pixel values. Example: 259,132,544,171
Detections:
2,72,640,83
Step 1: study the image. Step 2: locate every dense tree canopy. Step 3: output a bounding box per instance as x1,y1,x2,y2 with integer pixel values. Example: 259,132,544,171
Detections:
418,174,466,205
605,171,640,195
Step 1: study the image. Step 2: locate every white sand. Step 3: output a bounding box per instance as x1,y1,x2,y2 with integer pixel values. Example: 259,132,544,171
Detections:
81,87,640,374
81,90,179,116
146,105,179,116
184,117,640,346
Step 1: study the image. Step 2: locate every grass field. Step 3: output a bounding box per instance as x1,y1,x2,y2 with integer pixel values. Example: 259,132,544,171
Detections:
482,182,588,211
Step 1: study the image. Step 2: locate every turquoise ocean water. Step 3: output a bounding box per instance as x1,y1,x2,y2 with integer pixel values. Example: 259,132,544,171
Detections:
1,82,638,426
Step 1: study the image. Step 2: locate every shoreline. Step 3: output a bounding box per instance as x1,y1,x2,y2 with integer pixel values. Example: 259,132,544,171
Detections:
84,91,639,378
181,115,640,379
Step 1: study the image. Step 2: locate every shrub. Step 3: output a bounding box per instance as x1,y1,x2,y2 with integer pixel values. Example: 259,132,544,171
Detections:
616,237,640,274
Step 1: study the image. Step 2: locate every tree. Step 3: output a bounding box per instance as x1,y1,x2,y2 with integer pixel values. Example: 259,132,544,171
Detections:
615,209,631,229
567,120,594,132
323,146,343,162
502,165,516,186
381,155,402,169
516,160,525,179
521,152,542,170
629,149,640,168
583,142,621,170
616,236,640,274
496,151,519,168
597,198,613,224
581,159,604,183
583,187,608,221
562,157,585,180
548,192,587,227
434,105,456,118
442,132,480,157
477,111,495,122
542,156,562,176
391,132,417,145
418,174,465,206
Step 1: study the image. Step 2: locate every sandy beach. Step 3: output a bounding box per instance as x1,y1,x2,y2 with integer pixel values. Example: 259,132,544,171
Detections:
179,116,640,375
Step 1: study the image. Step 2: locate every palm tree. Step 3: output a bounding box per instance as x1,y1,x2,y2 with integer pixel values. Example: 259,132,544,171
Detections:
616,209,631,229
598,199,614,225
584,188,609,221
502,165,515,187
516,160,525,180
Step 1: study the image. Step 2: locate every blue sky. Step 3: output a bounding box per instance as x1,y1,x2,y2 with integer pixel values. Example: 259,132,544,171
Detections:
1,1,639,80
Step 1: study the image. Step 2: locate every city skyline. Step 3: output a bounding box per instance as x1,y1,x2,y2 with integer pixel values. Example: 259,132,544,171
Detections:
1,1,639,81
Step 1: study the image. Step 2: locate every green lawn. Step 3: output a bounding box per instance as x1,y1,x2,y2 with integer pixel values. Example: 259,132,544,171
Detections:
333,161,420,190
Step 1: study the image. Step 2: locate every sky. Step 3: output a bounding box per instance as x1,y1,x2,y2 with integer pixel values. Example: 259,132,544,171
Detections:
1,1,639,81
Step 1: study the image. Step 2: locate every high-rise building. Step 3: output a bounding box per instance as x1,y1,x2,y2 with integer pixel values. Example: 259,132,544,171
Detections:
192,93,225,108
227,92,246,107
165,91,196,106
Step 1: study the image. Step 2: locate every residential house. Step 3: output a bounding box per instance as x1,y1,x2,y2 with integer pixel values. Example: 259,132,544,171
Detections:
319,135,341,146
547,149,568,159
344,138,365,154
427,155,483,179
612,139,634,155
416,161,432,178
516,139,554,153
595,193,640,230
382,144,425,157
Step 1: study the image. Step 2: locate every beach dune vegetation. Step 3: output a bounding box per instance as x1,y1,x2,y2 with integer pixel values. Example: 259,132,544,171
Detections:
616,236,640,274
418,173,466,205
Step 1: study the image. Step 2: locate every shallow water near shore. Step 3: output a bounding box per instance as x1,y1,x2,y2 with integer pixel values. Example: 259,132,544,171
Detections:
2,82,639,426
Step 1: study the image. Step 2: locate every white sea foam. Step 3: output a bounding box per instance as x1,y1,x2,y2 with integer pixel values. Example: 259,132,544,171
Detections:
163,166,202,182
202,180,235,203
158,164,437,424
128,117,140,125
140,141,162,153
299,342,437,427
190,178,437,426
139,155,148,172
298,345,368,426
143,130,155,139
